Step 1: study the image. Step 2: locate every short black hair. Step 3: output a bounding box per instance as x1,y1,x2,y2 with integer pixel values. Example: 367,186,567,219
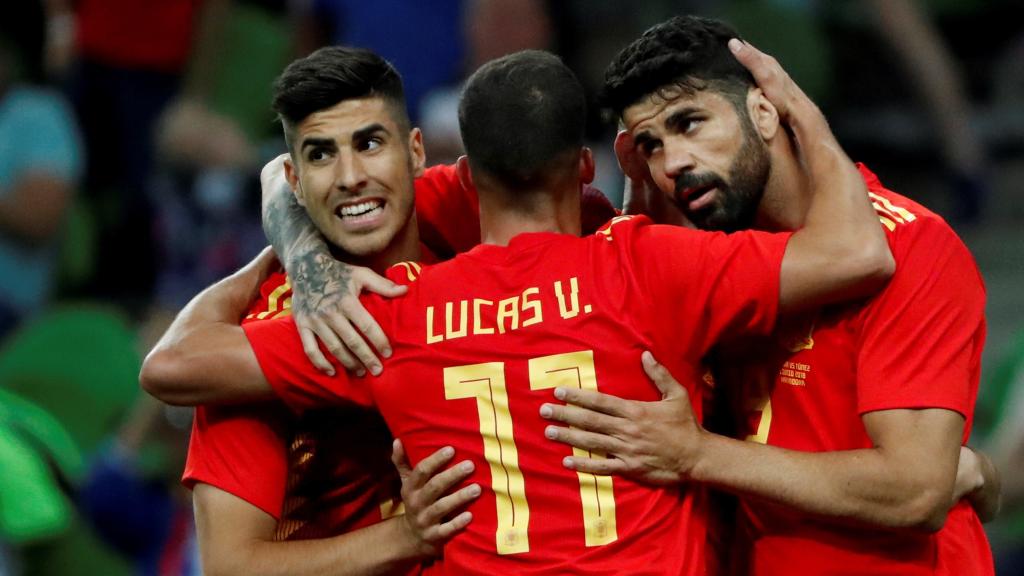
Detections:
603,15,753,117
458,50,586,193
272,46,409,146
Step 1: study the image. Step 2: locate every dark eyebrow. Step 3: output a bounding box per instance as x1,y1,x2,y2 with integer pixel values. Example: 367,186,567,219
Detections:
300,137,336,151
353,123,389,142
632,130,654,150
665,107,700,131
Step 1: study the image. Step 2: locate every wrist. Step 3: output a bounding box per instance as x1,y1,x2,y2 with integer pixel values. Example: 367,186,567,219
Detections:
965,449,985,496
683,427,714,483
282,231,331,277
396,515,436,560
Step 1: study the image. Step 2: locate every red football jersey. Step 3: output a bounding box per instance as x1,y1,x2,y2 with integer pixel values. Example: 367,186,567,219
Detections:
183,270,404,539
721,166,992,575
414,164,619,260
182,163,613,542
244,215,791,575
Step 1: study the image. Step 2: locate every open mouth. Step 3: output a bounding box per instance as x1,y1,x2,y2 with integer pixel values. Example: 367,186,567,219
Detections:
678,185,717,213
336,199,385,221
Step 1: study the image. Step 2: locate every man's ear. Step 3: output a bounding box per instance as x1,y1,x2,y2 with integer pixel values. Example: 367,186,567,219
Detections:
455,155,474,192
747,88,780,141
614,130,651,183
408,127,426,178
283,156,306,206
579,146,595,184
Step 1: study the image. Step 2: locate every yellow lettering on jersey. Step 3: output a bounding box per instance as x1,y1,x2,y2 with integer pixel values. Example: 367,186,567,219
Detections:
445,300,469,340
445,363,530,554
530,350,618,546
426,306,444,344
473,299,495,335
496,296,520,334
521,287,543,327
555,277,580,319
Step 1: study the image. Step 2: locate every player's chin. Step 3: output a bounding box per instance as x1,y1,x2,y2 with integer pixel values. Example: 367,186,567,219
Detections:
337,226,396,258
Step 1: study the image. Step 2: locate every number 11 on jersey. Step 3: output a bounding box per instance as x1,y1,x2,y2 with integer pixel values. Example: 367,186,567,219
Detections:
443,350,618,555
530,351,617,547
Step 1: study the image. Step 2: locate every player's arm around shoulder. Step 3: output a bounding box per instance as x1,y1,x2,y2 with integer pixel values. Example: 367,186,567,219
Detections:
729,41,894,314
191,441,481,576
141,249,277,406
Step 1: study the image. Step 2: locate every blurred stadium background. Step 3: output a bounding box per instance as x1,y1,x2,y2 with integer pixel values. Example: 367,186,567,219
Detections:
0,0,1021,574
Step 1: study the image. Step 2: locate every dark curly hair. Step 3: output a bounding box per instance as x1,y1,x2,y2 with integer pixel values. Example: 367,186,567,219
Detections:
603,15,753,117
272,46,408,148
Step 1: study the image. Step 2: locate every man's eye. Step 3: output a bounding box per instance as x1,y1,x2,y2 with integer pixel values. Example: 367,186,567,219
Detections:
361,137,383,152
640,140,661,157
308,149,331,162
680,118,703,133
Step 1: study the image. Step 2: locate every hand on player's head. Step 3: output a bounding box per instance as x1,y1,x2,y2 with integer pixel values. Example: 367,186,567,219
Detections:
727,38,817,125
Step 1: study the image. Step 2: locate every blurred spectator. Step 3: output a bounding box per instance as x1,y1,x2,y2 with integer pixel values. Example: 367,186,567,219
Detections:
79,395,198,576
293,0,465,124
421,0,555,165
980,329,1024,574
149,0,289,313
863,0,989,223
0,1,82,341
47,0,232,314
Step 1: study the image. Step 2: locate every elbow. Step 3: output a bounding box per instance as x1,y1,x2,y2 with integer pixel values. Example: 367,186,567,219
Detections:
139,347,195,406
897,486,952,533
841,241,896,298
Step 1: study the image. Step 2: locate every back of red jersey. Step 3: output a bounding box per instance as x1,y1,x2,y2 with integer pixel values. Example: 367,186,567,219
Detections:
247,215,789,574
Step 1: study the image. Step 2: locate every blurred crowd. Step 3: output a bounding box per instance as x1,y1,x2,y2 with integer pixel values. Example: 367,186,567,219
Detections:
0,1,1021,575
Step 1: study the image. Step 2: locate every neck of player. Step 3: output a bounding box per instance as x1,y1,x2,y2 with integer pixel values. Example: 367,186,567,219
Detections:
478,182,582,246
753,131,815,232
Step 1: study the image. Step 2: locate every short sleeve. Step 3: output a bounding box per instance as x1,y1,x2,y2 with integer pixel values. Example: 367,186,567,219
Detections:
414,163,480,258
624,218,791,356
242,315,375,412
182,404,289,519
856,220,985,416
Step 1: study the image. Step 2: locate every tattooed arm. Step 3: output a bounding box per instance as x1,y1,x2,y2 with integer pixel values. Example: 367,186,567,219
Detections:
260,155,406,376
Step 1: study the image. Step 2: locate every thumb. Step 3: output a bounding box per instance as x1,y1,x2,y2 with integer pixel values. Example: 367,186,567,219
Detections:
391,438,413,479
641,351,685,400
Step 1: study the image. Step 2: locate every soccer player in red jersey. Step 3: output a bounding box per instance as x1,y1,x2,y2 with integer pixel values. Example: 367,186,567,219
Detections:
172,47,494,575
174,45,617,575
541,16,999,575
144,47,893,574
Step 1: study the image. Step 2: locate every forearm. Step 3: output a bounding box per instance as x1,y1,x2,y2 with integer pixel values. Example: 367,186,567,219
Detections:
693,433,952,531
141,267,272,405
212,518,424,576
262,160,332,273
779,103,894,313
